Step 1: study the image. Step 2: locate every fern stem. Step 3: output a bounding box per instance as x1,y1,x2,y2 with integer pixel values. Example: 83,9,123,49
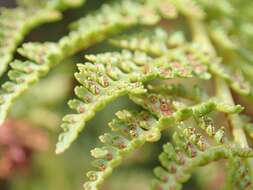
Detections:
187,18,249,148
215,77,249,148
188,18,215,55
187,16,253,186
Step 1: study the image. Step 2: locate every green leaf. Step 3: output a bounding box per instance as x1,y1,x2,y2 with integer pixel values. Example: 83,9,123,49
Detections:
152,122,253,190
0,0,169,126
56,48,212,153
84,110,161,190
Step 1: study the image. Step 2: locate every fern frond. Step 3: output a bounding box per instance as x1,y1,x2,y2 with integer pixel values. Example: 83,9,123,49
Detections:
194,0,253,86
0,0,172,126
56,48,213,154
83,101,244,190
179,45,252,97
0,59,47,123
209,60,251,96
146,83,208,103
83,110,161,190
20,0,177,60
152,122,253,190
18,42,62,67
110,28,186,56
84,98,245,190
129,92,243,121
112,29,253,98
0,0,85,76
0,0,251,189
0,43,62,124
225,157,252,190
57,0,167,57
0,6,60,76
57,88,242,155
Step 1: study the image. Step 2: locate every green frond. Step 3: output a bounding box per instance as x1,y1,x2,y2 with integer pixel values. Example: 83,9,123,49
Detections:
83,99,246,190
0,60,48,123
0,0,172,126
0,43,62,124
194,0,253,86
18,42,62,67
146,83,208,103
112,28,253,98
57,86,242,155
129,92,243,122
56,48,212,154
83,110,161,190
110,28,186,56
225,157,253,190
152,122,253,190
0,0,85,77
58,0,167,57
0,7,60,76
0,1,251,189
209,60,251,96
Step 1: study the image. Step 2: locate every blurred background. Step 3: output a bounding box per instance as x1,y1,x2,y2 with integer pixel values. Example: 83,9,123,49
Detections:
0,0,228,190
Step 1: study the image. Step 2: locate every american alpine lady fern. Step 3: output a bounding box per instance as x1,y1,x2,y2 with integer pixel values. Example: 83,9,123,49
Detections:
1,0,253,190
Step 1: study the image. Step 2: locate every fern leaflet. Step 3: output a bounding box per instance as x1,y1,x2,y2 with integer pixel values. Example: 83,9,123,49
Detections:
0,0,174,126
56,46,213,153
152,122,253,190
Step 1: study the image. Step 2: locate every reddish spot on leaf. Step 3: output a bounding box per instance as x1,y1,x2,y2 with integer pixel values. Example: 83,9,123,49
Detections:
160,101,172,116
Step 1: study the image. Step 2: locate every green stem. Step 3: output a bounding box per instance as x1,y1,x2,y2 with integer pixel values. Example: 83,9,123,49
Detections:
215,77,249,148
188,18,215,55
187,18,249,148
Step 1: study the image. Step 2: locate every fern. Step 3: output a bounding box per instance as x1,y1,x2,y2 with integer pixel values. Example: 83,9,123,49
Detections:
0,0,175,125
83,110,161,190
0,43,61,123
59,0,253,189
225,157,252,190
83,102,243,190
110,28,186,56
1,0,253,190
0,0,84,76
56,46,215,153
57,1,253,188
112,28,252,98
152,122,253,190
